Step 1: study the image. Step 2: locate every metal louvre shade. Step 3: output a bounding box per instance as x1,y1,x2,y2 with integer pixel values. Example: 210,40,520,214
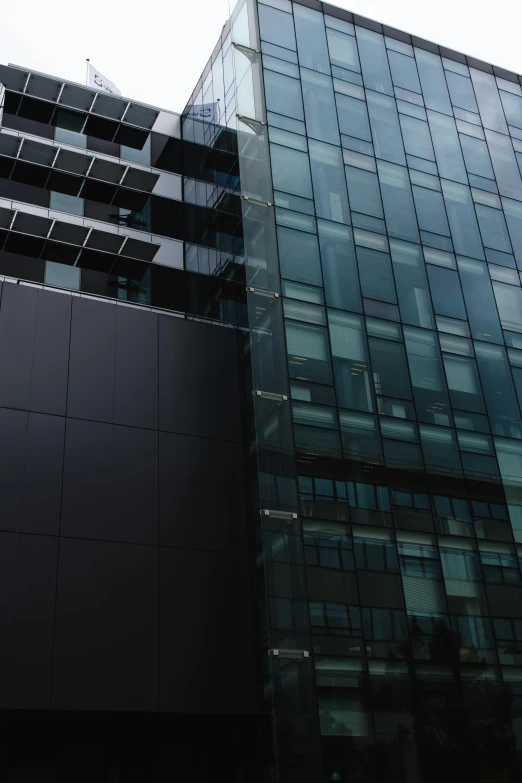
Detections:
92,93,127,121
0,134,22,158
0,207,14,229
55,148,92,176
124,103,159,130
49,221,89,245
12,212,52,237
59,83,96,112
89,158,126,184
121,168,159,193
121,237,159,262
25,73,61,103
86,229,124,254
0,66,27,92
18,139,56,167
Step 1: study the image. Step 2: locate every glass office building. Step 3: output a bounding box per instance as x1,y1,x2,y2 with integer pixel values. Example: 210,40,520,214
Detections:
3,0,522,780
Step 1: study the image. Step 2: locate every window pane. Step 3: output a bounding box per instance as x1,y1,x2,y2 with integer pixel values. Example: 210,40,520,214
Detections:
443,354,485,413
270,143,313,198
326,28,360,72
264,69,304,120
420,424,462,475
335,93,371,141
286,320,332,384
475,203,512,253
412,186,450,236
356,246,396,303
492,280,522,331
441,180,484,260
404,327,452,426
500,90,522,129
427,111,467,184
470,68,509,134
427,265,467,319
415,48,452,115
356,26,393,96
459,133,495,179
485,129,522,201
502,197,522,264
318,220,362,313
45,261,80,290
445,71,478,113
345,166,383,218
301,69,340,145
390,239,434,328
475,342,522,436
377,160,419,243
309,140,350,224
278,225,322,285
258,4,296,50
50,191,84,215
367,91,406,165
399,114,435,161
369,337,412,399
388,49,421,93
457,257,503,343
294,4,330,74
328,310,373,411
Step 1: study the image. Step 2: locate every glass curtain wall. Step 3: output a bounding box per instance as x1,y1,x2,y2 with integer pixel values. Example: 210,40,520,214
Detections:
254,1,522,781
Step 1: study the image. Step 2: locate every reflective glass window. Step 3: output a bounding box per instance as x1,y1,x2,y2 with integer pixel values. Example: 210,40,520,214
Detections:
258,4,297,50
278,225,322,285
318,220,362,313
286,320,332,385
443,354,485,413
270,143,313,198
475,342,522,436
264,69,304,120
412,186,450,237
366,91,406,165
427,111,467,185
419,424,462,475
309,140,350,224
404,327,452,426
485,129,522,201
356,247,396,304
369,337,412,399
492,280,522,331
459,133,495,180
345,166,383,219
326,28,360,72
399,114,435,161
502,197,522,264
390,239,434,329
500,90,522,129
441,180,485,260
475,203,513,253
457,257,503,343
427,264,467,320
470,68,509,134
328,310,373,412
445,71,478,113
377,160,419,243
335,93,371,141
388,49,421,94
293,4,330,74
415,48,452,115
301,69,340,145
355,26,393,96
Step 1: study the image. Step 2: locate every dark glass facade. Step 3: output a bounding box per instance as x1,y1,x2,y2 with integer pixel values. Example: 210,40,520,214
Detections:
3,0,522,779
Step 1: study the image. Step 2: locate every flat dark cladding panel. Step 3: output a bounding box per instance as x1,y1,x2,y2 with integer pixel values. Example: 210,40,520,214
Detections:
61,419,158,545
159,547,257,714
114,305,158,430
0,283,255,716
0,532,58,709
67,296,116,423
159,432,247,554
52,538,158,712
159,316,242,442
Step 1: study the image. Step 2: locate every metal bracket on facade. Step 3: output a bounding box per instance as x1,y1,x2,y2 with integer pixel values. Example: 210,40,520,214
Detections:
242,195,272,207
253,390,288,402
260,509,298,520
236,113,266,126
268,649,310,660
247,286,279,298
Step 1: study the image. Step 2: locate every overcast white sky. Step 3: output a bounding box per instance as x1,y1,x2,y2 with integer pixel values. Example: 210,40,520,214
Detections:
1,0,521,113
